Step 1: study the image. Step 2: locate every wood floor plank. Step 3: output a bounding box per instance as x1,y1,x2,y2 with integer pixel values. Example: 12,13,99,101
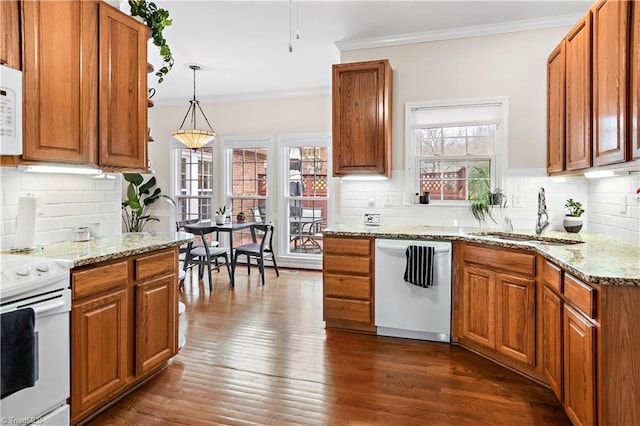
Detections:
87,268,570,425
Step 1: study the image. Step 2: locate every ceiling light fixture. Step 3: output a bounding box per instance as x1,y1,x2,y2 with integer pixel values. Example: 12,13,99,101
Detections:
172,64,216,149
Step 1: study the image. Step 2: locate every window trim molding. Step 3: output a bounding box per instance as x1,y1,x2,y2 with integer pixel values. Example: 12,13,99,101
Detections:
277,132,332,262
405,97,509,205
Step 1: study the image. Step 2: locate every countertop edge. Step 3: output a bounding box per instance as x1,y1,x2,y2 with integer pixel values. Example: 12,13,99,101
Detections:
323,228,640,286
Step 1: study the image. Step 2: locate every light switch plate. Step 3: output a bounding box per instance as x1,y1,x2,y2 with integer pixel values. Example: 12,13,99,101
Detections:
364,213,381,226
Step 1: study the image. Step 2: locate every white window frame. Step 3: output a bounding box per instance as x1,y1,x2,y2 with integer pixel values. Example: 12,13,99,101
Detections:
170,139,217,226
405,97,509,205
221,135,272,220
278,133,332,269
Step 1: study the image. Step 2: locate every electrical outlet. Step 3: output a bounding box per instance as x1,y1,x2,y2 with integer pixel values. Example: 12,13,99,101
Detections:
512,194,522,208
619,195,627,215
384,193,401,206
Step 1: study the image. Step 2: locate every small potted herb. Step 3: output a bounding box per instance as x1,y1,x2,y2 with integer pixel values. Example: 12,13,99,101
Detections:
563,198,584,233
128,0,174,83
215,206,226,225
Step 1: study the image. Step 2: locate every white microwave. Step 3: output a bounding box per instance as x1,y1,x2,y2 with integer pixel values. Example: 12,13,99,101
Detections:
0,64,23,155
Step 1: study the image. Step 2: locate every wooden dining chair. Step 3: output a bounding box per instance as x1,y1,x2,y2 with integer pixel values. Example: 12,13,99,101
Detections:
183,227,233,290
232,223,279,286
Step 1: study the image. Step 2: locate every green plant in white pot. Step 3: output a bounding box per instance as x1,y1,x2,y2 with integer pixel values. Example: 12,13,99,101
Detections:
215,205,226,225
563,198,584,233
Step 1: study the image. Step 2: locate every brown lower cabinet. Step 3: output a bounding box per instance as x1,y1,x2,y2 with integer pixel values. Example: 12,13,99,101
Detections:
70,247,178,424
322,236,375,332
458,243,537,371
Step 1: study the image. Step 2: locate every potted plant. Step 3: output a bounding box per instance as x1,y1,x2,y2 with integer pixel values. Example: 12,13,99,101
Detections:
563,198,584,233
468,167,506,225
128,0,174,83
419,191,430,204
122,173,175,232
215,206,226,225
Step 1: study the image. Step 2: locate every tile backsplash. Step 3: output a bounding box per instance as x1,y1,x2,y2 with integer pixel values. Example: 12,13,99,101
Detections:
0,169,122,250
339,169,639,244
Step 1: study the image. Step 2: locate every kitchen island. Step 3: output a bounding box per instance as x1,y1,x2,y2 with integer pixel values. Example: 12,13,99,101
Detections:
322,225,640,426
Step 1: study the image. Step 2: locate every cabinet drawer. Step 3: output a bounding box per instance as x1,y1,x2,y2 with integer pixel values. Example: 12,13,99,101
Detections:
136,249,176,281
464,244,535,276
324,274,371,299
324,237,372,256
564,274,595,318
72,261,128,299
324,297,371,323
324,254,371,275
542,260,563,294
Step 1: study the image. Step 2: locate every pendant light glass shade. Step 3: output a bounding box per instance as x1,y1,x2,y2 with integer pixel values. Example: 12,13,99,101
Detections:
172,65,216,149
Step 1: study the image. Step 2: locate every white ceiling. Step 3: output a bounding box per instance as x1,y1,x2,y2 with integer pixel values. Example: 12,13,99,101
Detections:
141,1,592,104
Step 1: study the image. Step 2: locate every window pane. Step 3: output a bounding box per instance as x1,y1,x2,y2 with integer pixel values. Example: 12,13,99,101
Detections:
442,126,465,138
442,138,466,155
177,148,213,222
468,136,491,154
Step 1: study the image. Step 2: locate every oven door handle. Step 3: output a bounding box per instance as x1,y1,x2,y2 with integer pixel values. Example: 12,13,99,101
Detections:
32,299,67,315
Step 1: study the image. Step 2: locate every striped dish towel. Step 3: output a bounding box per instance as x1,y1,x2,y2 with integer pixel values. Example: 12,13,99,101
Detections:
403,245,435,288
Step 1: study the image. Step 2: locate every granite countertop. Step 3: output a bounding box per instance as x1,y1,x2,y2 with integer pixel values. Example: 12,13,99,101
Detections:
323,225,640,286
15,232,194,268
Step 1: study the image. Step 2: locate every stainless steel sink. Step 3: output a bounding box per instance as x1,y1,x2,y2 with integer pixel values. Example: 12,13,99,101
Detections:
471,232,583,245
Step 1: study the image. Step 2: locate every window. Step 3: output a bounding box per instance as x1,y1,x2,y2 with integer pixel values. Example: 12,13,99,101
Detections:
175,147,213,222
406,98,507,203
222,136,271,245
279,134,330,257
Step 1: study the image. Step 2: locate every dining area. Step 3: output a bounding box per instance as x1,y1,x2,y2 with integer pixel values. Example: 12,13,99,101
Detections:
178,219,279,290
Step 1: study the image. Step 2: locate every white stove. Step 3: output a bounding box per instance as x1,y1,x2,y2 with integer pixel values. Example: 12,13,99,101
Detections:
1,254,73,302
1,253,73,425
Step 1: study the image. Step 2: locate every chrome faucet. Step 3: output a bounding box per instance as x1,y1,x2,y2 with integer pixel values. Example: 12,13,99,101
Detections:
535,187,549,235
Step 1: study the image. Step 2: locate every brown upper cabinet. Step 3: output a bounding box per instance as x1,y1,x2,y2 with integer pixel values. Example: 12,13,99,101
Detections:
565,13,592,171
0,0,21,69
547,41,566,174
592,0,629,167
11,0,147,169
547,0,637,174
332,59,392,177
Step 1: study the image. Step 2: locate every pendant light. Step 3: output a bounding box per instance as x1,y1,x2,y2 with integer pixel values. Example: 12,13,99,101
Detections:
172,64,216,149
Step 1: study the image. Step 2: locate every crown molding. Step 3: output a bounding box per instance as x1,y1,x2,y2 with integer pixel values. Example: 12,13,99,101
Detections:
335,13,582,52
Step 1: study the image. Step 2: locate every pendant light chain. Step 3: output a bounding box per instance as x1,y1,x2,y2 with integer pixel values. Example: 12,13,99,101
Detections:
288,0,300,52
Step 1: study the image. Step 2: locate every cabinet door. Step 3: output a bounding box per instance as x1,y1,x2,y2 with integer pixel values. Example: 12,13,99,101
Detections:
99,3,147,169
592,0,629,166
135,274,177,376
0,0,20,69
21,0,98,164
332,60,391,177
547,41,565,174
632,0,640,160
460,266,495,349
71,288,127,419
563,304,596,426
565,13,592,171
542,285,563,401
495,273,535,366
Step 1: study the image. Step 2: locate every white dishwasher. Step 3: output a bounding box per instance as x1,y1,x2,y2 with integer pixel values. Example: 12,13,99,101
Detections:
375,239,452,342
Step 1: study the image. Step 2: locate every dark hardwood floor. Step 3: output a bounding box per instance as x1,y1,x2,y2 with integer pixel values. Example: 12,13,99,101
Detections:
89,267,571,425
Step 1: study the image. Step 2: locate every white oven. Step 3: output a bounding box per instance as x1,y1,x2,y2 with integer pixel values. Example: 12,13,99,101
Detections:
1,255,73,425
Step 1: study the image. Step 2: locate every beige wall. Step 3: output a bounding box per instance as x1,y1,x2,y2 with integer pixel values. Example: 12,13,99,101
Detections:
341,26,570,170
147,94,331,231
